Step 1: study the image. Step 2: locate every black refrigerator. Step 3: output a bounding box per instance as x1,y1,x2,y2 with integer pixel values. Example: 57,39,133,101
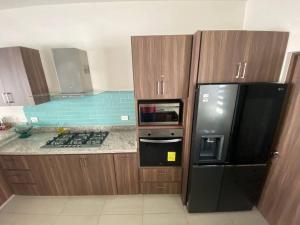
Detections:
187,83,287,213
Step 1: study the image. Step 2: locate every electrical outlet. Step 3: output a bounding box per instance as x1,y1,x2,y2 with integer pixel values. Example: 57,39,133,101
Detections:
30,117,39,123
121,115,129,121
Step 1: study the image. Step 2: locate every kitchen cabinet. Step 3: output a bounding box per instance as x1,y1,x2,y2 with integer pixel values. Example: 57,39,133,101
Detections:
28,156,69,195
198,31,289,83
79,154,117,195
140,182,181,194
114,153,139,194
139,167,182,194
33,155,118,195
0,154,119,196
0,47,50,106
243,31,289,82
0,172,12,206
132,35,193,99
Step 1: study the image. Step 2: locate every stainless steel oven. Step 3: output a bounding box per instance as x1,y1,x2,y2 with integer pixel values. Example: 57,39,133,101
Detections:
139,129,183,167
138,100,183,126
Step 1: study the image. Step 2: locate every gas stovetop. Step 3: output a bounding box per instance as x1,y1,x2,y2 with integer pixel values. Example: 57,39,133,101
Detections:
42,131,109,148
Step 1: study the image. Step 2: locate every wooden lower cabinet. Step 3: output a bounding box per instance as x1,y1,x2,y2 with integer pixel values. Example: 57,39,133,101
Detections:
0,153,139,196
140,182,181,194
0,156,29,170
139,167,182,194
140,167,182,182
34,154,118,195
114,154,139,194
0,172,12,206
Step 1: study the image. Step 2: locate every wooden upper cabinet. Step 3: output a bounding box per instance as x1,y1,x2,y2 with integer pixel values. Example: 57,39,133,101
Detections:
161,35,193,99
243,31,289,82
0,47,50,106
198,31,248,83
114,153,139,194
132,36,161,99
132,35,193,99
198,31,289,83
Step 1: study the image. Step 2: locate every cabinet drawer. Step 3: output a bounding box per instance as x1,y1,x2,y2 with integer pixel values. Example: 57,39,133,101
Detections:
140,182,181,194
10,184,39,195
4,170,35,184
0,156,29,170
139,167,182,182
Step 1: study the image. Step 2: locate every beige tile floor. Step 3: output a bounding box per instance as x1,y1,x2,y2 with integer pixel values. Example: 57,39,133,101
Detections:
0,195,269,225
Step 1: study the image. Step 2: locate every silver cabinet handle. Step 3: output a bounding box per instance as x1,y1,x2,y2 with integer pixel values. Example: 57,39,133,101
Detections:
140,138,182,143
241,62,248,79
1,92,7,104
156,81,160,95
272,151,279,159
235,62,242,79
161,80,165,95
7,93,14,103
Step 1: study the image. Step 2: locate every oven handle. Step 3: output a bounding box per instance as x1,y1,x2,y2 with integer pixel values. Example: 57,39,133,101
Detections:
140,138,182,143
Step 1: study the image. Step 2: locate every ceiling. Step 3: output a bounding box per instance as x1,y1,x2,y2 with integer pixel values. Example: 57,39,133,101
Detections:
0,0,247,10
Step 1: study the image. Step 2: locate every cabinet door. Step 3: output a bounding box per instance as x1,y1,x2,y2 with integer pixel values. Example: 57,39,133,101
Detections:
31,156,71,195
114,154,139,194
161,35,192,98
0,47,33,105
84,154,117,195
132,36,161,99
20,48,50,104
198,31,248,83
0,79,6,106
242,32,289,82
0,172,12,206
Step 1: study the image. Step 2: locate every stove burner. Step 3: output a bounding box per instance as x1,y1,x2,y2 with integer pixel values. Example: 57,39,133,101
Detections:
42,131,109,148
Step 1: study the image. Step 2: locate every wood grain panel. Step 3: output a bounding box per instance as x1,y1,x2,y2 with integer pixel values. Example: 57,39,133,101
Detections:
198,31,247,83
85,154,118,195
140,182,181,194
139,167,182,182
4,170,35,184
258,52,300,225
132,36,161,99
20,47,50,104
161,35,193,98
10,184,39,195
0,156,29,170
0,172,12,206
181,31,202,204
114,153,139,194
243,31,289,82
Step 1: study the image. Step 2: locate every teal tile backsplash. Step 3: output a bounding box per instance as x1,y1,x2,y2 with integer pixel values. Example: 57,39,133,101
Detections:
24,91,136,126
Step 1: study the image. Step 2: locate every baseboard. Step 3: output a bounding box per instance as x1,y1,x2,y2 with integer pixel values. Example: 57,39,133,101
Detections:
0,194,15,211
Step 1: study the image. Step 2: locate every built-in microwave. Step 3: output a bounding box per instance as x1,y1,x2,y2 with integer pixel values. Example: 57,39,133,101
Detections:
138,100,183,126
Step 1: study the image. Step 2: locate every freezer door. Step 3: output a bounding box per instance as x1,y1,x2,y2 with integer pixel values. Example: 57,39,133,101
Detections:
191,84,238,164
217,164,268,211
230,84,287,164
187,165,223,213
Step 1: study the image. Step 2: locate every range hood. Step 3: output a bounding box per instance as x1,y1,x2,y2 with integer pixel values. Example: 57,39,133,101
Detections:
52,48,93,95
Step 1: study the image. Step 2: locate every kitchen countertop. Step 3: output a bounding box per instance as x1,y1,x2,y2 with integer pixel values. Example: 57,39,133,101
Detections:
0,127,137,155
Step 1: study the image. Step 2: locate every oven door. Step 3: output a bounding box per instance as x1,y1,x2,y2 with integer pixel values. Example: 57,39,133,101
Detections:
139,138,182,166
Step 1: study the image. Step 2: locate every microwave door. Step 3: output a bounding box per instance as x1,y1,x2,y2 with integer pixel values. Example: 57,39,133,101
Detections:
138,101,182,126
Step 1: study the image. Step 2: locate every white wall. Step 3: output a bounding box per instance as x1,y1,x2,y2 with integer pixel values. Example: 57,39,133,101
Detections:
0,1,246,122
0,1,246,92
243,0,300,81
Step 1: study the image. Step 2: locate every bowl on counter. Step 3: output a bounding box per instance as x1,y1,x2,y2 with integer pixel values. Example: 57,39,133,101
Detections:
14,123,33,138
